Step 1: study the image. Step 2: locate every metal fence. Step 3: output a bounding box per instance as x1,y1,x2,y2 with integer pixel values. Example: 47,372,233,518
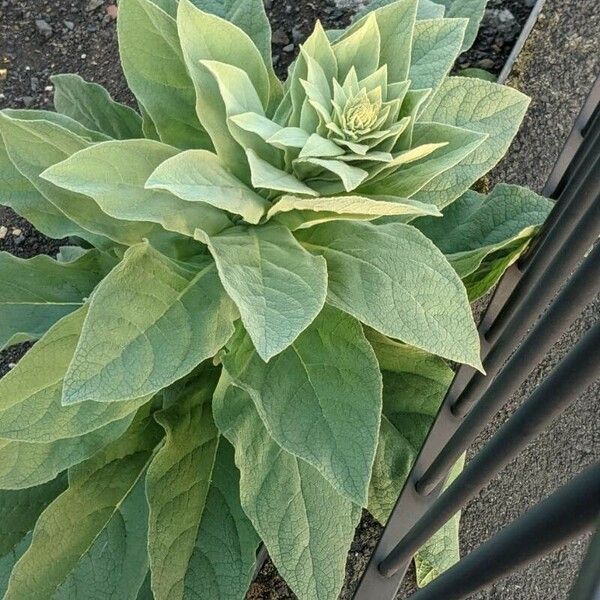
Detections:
351,74,600,600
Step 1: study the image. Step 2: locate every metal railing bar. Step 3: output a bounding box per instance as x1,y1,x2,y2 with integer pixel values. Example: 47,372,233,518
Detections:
399,463,600,600
379,321,600,575
482,155,600,347
568,521,600,600
451,201,600,420
417,241,600,494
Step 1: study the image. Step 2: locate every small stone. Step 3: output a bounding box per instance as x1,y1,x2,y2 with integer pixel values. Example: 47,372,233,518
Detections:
64,20,75,30
524,0,537,7
0,68,6,81
106,4,118,19
476,58,495,69
21,96,34,107
86,0,104,11
291,26,304,44
35,19,53,38
272,28,289,45
30,76,39,91
7,363,17,370
0,225,7,239
12,228,22,236
263,0,272,9
282,43,295,53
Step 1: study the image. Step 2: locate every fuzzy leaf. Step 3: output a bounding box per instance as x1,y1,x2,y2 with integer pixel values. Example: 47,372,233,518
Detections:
146,149,269,224
297,221,482,369
0,309,150,444
3,410,162,599
201,222,327,361
267,193,441,230
0,112,151,247
0,250,115,350
118,0,211,149
414,78,530,208
409,18,468,92
177,0,269,182
183,440,260,600
42,139,231,237
52,74,143,140
416,184,553,277
0,135,93,241
63,243,238,404
214,382,362,600
435,0,488,50
221,305,382,505
333,14,381,81
146,368,220,600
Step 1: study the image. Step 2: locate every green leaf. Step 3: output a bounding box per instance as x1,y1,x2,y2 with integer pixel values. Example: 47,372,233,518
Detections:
295,157,369,193
416,183,553,277
0,308,150,443
0,112,152,247
297,221,482,369
214,382,362,600
351,0,419,83
409,18,468,92
221,305,382,505
177,0,270,182
414,78,530,209
415,456,464,587
0,535,30,598
146,367,220,600
333,13,381,81
0,250,115,351
118,0,211,149
146,149,269,224
417,0,445,18
245,148,318,197
41,139,231,237
200,222,327,361
183,439,260,600
63,242,238,404
51,74,144,140
267,193,441,230
361,122,487,198
458,67,497,82
3,409,162,599
435,0,488,50
0,136,91,241
52,478,150,600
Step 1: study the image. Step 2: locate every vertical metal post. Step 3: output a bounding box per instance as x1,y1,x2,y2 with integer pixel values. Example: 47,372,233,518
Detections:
401,463,600,600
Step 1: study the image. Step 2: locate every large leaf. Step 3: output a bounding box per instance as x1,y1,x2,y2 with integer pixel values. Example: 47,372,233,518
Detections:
435,0,489,50
41,139,231,237
414,78,530,208
267,193,441,230
415,456,464,587
221,305,382,505
63,242,238,404
146,367,220,600
364,330,462,586
0,138,90,241
177,0,270,182
3,409,162,599
0,112,152,246
0,308,151,445
200,222,327,361
118,0,211,149
297,221,482,369
415,183,553,276
183,440,260,600
146,149,269,224
0,250,115,350
51,74,144,140
409,18,468,92
214,382,362,600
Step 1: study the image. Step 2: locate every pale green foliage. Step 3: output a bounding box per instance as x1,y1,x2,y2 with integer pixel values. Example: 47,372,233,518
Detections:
0,0,552,598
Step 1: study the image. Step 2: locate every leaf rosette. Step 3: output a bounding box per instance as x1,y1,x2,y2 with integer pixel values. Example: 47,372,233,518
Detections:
0,0,553,599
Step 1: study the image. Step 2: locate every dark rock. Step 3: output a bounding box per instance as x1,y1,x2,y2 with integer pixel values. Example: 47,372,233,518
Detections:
86,0,104,12
271,28,290,45
476,58,495,69
64,20,75,30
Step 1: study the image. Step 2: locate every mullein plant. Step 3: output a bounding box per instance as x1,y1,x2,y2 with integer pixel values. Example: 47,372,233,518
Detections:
0,0,553,598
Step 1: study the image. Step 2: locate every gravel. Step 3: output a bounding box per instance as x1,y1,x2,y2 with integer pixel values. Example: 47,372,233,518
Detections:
1,0,597,598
